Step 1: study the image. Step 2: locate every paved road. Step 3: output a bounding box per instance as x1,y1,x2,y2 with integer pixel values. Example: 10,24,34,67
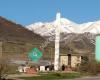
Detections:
7,73,37,80
8,74,100,80
66,76,100,80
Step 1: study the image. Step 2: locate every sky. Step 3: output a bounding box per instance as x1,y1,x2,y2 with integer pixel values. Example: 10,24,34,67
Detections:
0,0,100,26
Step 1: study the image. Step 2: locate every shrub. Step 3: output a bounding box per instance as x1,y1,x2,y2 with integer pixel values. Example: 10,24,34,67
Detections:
77,59,100,75
0,58,10,80
0,58,18,80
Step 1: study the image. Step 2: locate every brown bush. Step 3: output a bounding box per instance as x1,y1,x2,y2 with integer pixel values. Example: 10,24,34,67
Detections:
77,60,100,75
0,57,18,80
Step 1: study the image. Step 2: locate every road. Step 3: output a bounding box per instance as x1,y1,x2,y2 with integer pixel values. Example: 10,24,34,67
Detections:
66,76,100,80
7,73,100,80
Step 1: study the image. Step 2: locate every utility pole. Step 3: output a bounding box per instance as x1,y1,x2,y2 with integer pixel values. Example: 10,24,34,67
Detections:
54,12,61,70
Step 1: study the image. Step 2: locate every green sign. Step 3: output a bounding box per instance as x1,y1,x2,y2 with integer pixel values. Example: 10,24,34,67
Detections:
95,36,100,61
28,48,42,62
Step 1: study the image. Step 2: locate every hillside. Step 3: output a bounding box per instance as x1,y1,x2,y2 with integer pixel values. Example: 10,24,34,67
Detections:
0,16,44,43
0,17,45,60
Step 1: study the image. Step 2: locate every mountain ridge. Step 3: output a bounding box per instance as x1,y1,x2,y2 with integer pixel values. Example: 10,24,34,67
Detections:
26,15,99,54
26,17,100,37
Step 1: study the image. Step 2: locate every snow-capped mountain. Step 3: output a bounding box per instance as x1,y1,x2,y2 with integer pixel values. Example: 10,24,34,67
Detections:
26,13,100,37
26,13,99,53
27,18,79,36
